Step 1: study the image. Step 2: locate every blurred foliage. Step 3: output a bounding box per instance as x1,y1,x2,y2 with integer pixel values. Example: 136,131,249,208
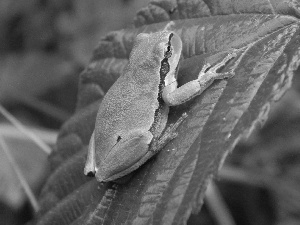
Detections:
226,71,300,225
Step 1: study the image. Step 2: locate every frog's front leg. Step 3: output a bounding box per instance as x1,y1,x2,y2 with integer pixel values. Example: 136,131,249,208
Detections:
163,50,238,106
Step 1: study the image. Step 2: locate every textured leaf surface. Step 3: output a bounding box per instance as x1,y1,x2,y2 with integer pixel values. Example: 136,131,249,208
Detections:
33,0,300,224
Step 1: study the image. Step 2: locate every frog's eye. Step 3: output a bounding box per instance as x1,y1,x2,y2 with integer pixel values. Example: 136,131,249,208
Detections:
164,32,182,58
167,32,182,69
169,32,182,55
163,33,174,58
164,46,172,58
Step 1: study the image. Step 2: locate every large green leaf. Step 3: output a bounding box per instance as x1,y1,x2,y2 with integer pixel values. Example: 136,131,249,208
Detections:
33,0,300,224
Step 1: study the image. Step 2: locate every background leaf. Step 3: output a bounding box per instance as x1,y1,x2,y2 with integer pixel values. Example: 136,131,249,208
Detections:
33,0,300,224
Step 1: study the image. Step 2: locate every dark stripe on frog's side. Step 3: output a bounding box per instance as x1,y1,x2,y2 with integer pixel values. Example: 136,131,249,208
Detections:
149,33,174,139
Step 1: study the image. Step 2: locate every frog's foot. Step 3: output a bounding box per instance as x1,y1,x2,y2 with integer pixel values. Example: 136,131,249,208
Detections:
198,49,238,81
150,113,187,153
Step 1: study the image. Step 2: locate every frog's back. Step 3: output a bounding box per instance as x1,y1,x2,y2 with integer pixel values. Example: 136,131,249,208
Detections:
95,31,170,152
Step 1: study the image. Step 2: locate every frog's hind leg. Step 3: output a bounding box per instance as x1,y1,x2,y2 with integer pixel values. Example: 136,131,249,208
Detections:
149,113,187,153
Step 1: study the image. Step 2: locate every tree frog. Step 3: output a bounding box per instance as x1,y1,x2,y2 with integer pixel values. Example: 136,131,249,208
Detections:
84,23,238,182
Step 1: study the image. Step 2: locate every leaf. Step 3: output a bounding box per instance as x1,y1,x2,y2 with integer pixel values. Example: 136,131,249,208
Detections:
33,0,300,225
